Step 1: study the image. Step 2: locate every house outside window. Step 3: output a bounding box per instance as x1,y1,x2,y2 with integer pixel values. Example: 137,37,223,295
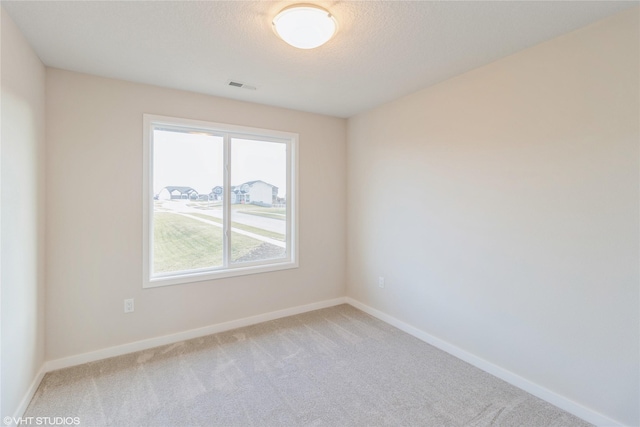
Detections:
143,114,298,287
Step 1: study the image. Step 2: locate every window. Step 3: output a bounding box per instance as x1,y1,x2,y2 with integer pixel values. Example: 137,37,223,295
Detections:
143,114,298,287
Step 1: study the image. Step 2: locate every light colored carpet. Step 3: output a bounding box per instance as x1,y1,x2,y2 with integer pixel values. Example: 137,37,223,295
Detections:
25,305,591,426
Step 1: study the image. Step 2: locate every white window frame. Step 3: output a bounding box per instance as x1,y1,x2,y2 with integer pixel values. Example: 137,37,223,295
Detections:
143,114,299,288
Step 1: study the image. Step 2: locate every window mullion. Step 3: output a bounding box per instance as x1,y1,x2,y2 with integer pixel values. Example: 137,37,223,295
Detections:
222,134,231,268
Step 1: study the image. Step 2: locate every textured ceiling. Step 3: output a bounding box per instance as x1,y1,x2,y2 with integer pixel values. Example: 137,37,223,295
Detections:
2,1,636,118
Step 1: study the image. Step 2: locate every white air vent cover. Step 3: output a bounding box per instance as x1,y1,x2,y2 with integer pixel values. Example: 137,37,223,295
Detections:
227,80,256,90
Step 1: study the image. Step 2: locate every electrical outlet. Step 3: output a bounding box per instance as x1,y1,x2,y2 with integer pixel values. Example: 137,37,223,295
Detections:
378,277,385,288
124,298,134,313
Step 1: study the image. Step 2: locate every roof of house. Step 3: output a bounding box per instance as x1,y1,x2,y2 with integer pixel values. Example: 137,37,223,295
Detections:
161,186,198,194
244,180,277,189
227,181,277,194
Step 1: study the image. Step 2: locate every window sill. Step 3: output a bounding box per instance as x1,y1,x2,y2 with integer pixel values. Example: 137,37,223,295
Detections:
143,260,299,288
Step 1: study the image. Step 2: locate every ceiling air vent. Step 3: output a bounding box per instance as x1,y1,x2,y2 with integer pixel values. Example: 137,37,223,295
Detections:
227,80,257,90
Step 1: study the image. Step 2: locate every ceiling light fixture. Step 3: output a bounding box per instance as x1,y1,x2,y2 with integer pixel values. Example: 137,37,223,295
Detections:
272,4,337,49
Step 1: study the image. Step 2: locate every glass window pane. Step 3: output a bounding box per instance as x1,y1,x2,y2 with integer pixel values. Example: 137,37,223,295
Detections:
152,129,224,274
230,138,287,264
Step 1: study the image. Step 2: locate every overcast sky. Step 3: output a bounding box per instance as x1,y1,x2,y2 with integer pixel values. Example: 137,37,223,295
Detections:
153,130,287,197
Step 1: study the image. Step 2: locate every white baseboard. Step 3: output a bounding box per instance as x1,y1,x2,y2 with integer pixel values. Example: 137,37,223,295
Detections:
46,297,347,372
345,297,624,427
10,365,47,426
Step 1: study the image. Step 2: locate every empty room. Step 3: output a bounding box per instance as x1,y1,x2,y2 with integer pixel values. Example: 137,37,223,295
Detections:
1,1,638,426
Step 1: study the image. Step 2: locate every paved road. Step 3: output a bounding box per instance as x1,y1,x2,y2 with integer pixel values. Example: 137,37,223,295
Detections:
233,211,285,234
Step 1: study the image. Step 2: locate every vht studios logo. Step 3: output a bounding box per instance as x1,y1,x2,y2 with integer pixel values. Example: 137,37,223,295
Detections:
3,417,80,426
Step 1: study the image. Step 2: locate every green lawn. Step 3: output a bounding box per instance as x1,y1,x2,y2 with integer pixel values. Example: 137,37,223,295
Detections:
239,210,286,221
232,205,286,220
187,201,222,210
188,213,285,242
153,212,270,273
242,207,286,214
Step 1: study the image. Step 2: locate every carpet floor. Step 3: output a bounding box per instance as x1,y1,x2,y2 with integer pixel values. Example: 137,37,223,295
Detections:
25,304,591,426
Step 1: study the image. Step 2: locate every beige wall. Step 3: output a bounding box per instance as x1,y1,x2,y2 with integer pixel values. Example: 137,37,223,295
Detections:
45,69,347,359
347,8,639,426
1,8,47,418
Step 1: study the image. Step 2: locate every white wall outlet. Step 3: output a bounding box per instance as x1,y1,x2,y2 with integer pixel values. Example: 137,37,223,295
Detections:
378,277,385,288
124,298,134,313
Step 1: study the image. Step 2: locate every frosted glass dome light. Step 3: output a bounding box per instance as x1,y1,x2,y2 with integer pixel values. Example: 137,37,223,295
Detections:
272,5,337,49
